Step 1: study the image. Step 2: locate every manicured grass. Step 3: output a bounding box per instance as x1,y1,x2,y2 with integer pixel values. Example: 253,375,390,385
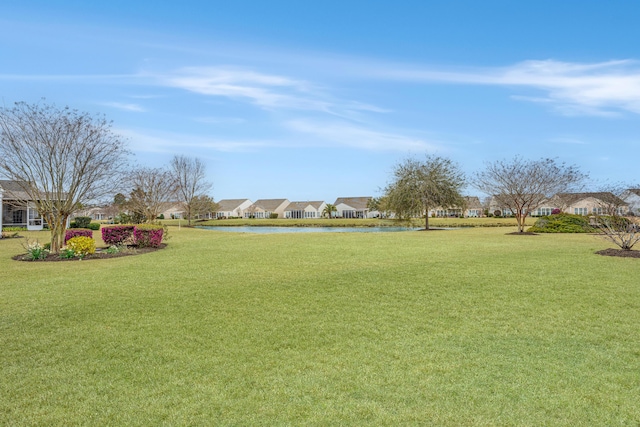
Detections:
191,216,536,228
1,227,639,425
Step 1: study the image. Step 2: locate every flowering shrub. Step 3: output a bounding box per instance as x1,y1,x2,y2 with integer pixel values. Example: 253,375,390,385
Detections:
24,240,49,260
102,225,135,245
551,208,562,215
66,236,96,258
65,228,93,243
133,224,164,248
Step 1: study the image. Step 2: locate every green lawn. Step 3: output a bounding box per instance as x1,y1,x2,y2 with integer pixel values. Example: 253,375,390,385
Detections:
176,216,536,228
1,227,639,425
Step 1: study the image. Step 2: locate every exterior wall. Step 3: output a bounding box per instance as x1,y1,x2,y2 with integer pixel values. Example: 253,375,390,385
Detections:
285,202,328,219
563,197,627,216
335,202,369,218
623,193,640,215
217,199,253,218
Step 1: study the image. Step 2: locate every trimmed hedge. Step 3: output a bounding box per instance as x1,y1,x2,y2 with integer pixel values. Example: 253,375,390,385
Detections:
65,228,93,243
528,213,595,233
133,224,164,248
102,224,164,247
102,225,136,245
73,216,92,229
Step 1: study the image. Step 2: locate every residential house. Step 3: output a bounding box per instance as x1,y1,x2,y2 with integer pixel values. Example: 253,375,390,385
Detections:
621,189,640,216
334,197,374,218
245,199,290,219
159,202,186,219
216,199,253,219
555,192,628,216
284,201,327,219
76,205,113,221
430,196,484,218
488,194,551,217
461,196,484,217
0,180,44,231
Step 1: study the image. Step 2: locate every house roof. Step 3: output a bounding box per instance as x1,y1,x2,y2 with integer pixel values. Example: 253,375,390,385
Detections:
252,199,289,211
217,199,251,211
625,189,640,197
159,201,184,213
285,201,325,211
334,197,372,210
556,192,626,206
0,180,32,200
462,196,483,209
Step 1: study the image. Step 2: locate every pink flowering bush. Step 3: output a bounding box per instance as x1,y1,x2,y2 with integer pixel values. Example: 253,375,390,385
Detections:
133,224,164,248
65,228,93,243
101,225,135,246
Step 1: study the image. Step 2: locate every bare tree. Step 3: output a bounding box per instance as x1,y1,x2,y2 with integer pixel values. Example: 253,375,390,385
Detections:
384,155,466,230
0,101,130,252
474,157,586,233
170,155,213,225
127,167,176,223
598,216,640,251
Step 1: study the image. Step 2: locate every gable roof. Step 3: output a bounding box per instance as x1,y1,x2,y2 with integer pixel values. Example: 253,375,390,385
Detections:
625,189,640,197
217,199,251,211
285,201,326,211
462,196,483,209
0,180,32,200
252,199,289,211
334,197,372,210
556,192,626,206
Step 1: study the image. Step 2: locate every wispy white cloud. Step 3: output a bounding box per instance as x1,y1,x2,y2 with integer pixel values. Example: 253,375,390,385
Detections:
158,66,387,120
116,127,274,154
370,59,640,117
285,119,436,152
193,116,247,125
102,102,146,112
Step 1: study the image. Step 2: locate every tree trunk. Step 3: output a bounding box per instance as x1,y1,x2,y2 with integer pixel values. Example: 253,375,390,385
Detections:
516,213,525,232
425,213,430,230
48,215,69,253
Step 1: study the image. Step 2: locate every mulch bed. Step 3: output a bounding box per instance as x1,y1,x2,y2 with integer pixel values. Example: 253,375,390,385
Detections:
595,248,640,258
13,244,167,262
506,231,538,235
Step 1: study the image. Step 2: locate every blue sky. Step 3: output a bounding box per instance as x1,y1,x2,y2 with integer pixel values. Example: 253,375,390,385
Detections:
2,1,639,202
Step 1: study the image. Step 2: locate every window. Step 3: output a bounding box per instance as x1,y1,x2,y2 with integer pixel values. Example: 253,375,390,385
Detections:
574,208,588,215
535,207,553,216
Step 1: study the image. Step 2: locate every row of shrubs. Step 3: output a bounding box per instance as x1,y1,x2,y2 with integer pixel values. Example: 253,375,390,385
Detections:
64,224,164,248
69,216,101,230
102,224,164,247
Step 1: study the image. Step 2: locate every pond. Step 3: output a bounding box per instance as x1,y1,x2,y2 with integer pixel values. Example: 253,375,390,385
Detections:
196,226,420,234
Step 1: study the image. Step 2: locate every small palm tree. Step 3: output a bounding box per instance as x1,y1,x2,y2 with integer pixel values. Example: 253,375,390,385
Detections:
322,204,337,219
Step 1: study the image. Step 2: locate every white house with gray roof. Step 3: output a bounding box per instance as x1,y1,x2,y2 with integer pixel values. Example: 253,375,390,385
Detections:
216,199,253,218
334,197,375,218
0,180,44,231
245,199,290,219
284,201,327,219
